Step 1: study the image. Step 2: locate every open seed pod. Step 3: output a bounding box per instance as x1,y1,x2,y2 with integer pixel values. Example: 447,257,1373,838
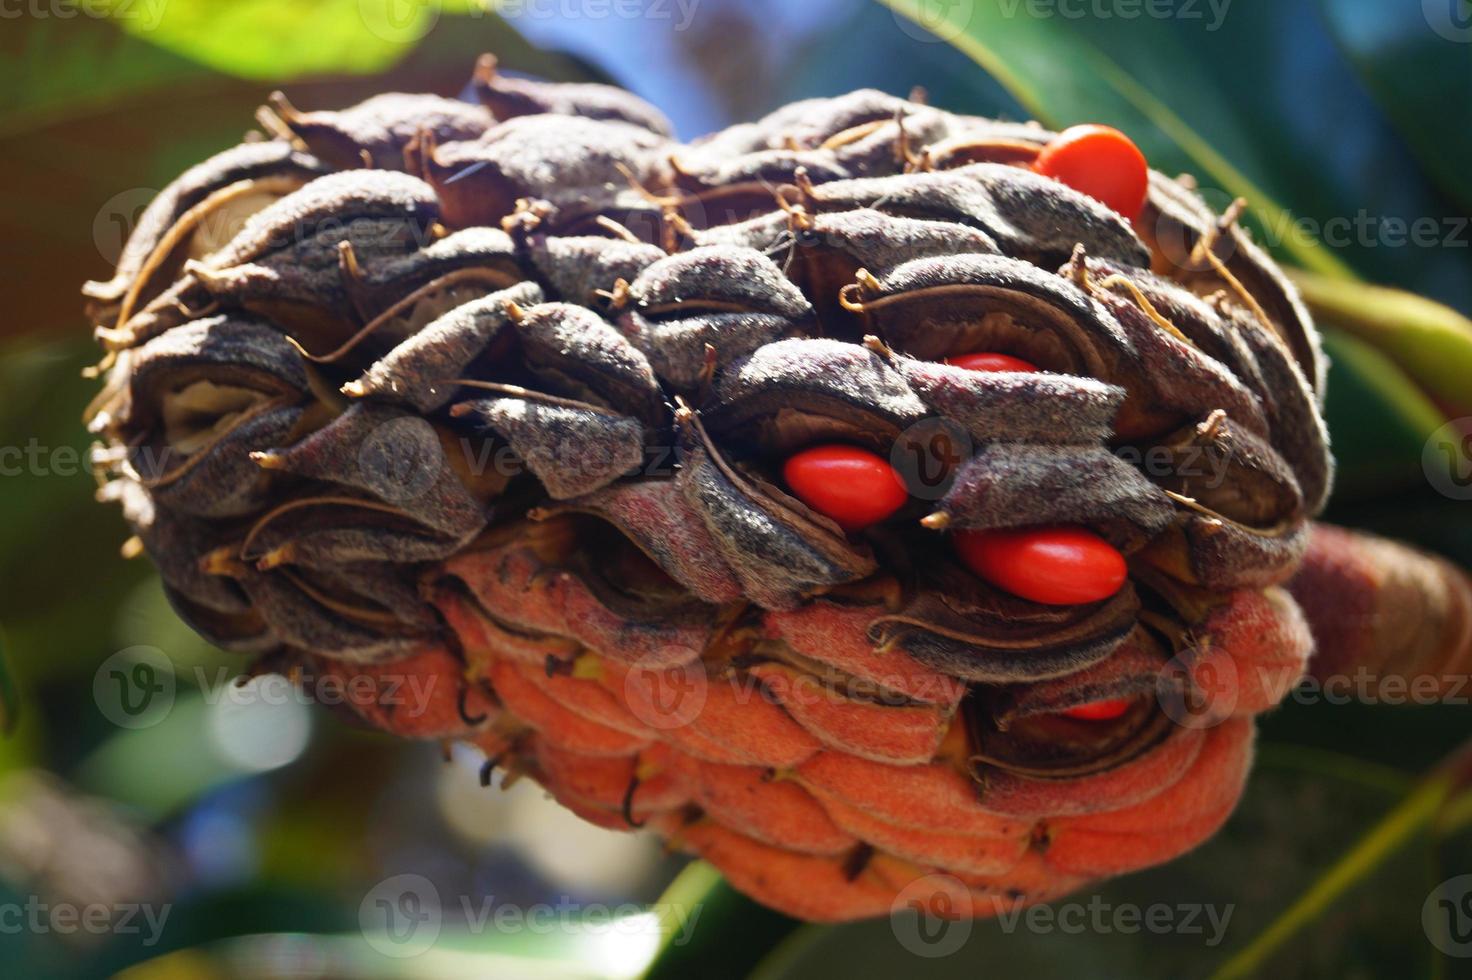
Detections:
84,62,1472,923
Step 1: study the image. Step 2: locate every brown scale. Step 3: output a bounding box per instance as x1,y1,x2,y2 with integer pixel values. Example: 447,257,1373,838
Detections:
83,141,330,329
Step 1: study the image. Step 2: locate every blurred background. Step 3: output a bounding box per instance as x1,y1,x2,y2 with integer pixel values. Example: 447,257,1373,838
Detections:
2,0,1471,977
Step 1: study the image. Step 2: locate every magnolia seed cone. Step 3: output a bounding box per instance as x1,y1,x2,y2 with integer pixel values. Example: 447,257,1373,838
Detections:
83,57,1472,922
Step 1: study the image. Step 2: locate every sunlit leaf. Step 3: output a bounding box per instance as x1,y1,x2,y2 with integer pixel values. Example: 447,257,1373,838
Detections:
0,17,210,139
1209,740,1472,979
1319,330,1448,497
879,0,1353,278
641,861,801,980
96,0,491,81
1294,269,1472,417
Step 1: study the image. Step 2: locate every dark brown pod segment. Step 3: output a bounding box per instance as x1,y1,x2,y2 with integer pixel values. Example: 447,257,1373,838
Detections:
841,253,1131,380
452,396,645,500
260,91,495,171
716,209,1002,331
1091,260,1331,514
471,54,674,137
344,281,544,411
933,444,1176,551
83,140,329,329
239,493,476,571
700,338,928,456
220,559,428,663
420,115,670,229
919,116,1050,169
617,245,814,391
169,171,446,353
869,561,1140,684
991,629,1171,724
203,170,441,271
532,480,746,605
102,479,253,619
891,355,1124,447
522,234,666,307
513,301,667,427
1139,173,1323,392
252,402,488,540
140,405,304,519
796,163,1150,269
676,408,877,610
116,316,308,451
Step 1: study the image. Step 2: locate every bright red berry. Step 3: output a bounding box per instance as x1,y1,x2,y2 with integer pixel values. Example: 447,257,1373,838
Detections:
1060,698,1135,721
1033,124,1149,218
945,352,1039,373
783,444,908,532
953,525,1127,605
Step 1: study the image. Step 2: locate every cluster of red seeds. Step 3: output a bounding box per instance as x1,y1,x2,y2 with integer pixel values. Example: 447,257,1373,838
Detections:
783,126,1145,722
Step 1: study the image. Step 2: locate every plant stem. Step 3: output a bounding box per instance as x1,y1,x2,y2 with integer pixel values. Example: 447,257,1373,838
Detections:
1210,739,1472,980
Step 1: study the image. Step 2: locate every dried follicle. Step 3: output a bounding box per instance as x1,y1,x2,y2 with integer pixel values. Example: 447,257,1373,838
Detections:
453,396,646,500
789,163,1150,269
342,281,542,410
472,54,673,137
524,235,665,307
420,114,671,229
83,141,331,325
259,90,496,171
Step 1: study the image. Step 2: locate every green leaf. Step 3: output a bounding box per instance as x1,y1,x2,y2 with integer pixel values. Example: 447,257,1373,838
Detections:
96,0,486,81
0,17,212,140
1316,0,1472,217
1319,329,1448,498
1209,740,1472,980
878,0,1353,279
640,861,801,980
1294,269,1472,417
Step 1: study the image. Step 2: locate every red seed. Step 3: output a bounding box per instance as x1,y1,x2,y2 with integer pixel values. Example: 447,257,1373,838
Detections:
1033,124,1149,218
944,352,1039,373
953,525,1127,605
1061,698,1135,721
783,444,908,532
